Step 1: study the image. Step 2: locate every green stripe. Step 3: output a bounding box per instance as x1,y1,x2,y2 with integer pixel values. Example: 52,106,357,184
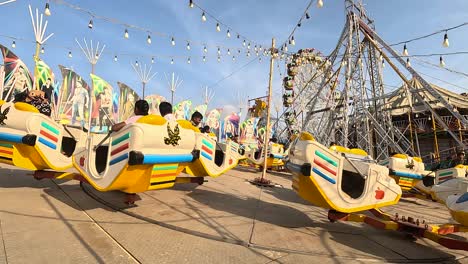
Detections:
41,122,59,135
112,133,130,146
401,177,413,181
439,171,453,177
0,143,13,148
315,150,338,167
202,139,214,149
153,165,178,171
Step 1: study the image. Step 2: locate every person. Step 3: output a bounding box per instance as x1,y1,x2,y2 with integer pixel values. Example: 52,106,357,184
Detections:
190,111,203,127
24,90,51,116
450,151,466,167
41,78,54,103
99,86,112,131
71,81,89,127
200,125,210,133
159,102,175,121
111,100,149,132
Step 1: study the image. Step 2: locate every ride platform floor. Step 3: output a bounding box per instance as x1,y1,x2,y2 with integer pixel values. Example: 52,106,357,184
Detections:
0,165,467,264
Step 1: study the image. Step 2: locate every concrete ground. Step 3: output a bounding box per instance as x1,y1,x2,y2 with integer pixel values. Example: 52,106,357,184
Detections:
0,165,467,264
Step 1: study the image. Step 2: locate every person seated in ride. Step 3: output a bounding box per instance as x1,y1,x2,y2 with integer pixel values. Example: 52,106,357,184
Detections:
111,100,149,132
17,89,52,116
200,125,210,133
159,102,175,121
450,151,466,167
190,111,203,127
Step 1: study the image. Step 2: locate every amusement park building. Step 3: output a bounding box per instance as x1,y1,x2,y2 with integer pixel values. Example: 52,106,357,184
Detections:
387,78,468,162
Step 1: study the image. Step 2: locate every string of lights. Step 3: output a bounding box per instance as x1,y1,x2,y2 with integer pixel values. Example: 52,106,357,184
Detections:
49,0,261,55
279,0,323,53
389,21,468,47
187,0,266,50
206,56,261,89
0,34,268,65
414,57,468,79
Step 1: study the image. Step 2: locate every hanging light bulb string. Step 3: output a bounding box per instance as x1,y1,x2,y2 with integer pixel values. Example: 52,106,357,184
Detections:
207,56,261,89
389,21,468,47
414,57,468,80
280,0,318,51
188,0,266,49
50,0,260,52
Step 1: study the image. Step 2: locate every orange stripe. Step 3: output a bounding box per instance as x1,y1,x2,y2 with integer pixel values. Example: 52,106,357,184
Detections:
40,130,58,142
0,149,12,155
313,159,336,176
201,145,213,155
151,173,176,178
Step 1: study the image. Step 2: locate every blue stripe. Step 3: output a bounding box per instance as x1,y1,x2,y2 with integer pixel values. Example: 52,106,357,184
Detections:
271,154,284,159
0,133,23,143
142,153,194,164
201,151,213,160
38,137,56,150
312,167,336,184
393,171,423,180
110,153,128,165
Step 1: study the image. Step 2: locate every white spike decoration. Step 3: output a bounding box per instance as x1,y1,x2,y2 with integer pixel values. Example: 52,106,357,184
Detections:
164,72,183,105
203,86,215,106
75,38,105,71
0,0,17,6
29,5,54,60
132,63,157,98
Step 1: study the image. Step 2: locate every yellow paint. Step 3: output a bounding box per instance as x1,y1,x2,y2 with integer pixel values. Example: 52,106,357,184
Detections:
299,132,315,141
449,209,468,226
136,115,167,125
330,145,368,156
177,120,201,132
14,102,39,113
291,172,401,213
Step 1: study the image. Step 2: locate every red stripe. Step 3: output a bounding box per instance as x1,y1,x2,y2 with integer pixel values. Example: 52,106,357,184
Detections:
313,159,337,176
201,145,213,155
151,173,176,178
40,130,58,143
111,143,129,156
0,149,12,155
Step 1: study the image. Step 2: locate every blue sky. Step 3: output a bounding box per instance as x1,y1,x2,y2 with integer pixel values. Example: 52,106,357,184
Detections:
1,0,468,116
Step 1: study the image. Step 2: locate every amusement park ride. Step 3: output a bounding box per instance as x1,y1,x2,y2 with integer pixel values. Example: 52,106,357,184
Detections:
1,0,468,252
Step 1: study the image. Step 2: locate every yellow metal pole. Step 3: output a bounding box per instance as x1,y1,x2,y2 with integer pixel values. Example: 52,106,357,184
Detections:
260,38,275,180
431,113,440,161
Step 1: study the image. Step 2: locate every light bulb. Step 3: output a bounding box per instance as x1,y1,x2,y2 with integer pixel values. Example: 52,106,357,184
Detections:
68,51,72,58
382,59,385,68
114,55,118,62
41,47,45,54
203,56,206,62
254,45,258,51
243,40,246,47
297,22,301,27
306,12,310,19
259,57,262,62
232,56,235,61
44,3,51,16
379,53,383,61
247,51,250,57
124,29,129,39
217,48,221,55
440,56,445,67
217,56,220,62
227,49,231,55
151,57,155,63
403,44,408,56
428,116,431,121
189,0,194,8
135,61,139,66
95,53,99,60
88,19,93,29
247,43,251,49
171,37,175,46
317,0,324,8
216,23,220,32
147,35,152,44
284,45,288,52
256,51,259,56
11,41,15,48
291,36,295,46
406,58,411,67
171,59,174,64
443,33,449,48
238,49,241,54
203,46,207,53
237,34,240,39
187,42,191,50
187,57,191,64
201,12,206,22
227,30,231,38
